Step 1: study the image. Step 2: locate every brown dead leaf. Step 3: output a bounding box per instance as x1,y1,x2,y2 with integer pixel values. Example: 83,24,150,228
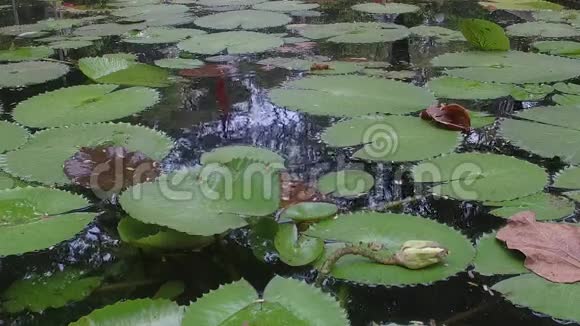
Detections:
280,172,324,207
420,103,471,132
310,63,331,71
179,64,236,78
496,211,580,283
275,41,317,54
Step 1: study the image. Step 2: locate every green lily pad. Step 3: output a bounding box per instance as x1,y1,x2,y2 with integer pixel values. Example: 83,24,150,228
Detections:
47,40,94,49
194,10,291,30
118,216,214,250
182,277,349,326
552,93,580,106
351,2,419,14
178,31,283,55
492,274,580,323
554,82,580,94
280,202,338,222
200,145,285,165
122,27,206,44
459,18,510,51
154,58,204,69
290,22,409,43
533,10,580,23
0,121,29,153
473,232,527,276
0,187,95,256
321,116,461,162
509,84,554,101
274,223,324,266
506,22,580,38
71,299,184,325
79,57,171,87
317,170,374,198
12,85,159,128
499,106,580,164
564,190,580,201
478,0,562,10
0,46,53,62
553,166,580,189
412,153,548,201
257,57,364,74
0,23,44,36
427,76,509,100
470,112,496,128
112,4,189,17
0,61,69,88
533,40,580,58
484,193,575,220
0,171,25,190
1,268,103,313
196,0,267,5
74,23,145,37
305,212,475,286
432,51,580,84
2,123,172,185
253,1,319,12
269,75,436,117
37,18,84,31
409,25,465,42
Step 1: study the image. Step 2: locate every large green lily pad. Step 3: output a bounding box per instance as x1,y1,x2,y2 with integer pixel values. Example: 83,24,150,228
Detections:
79,57,171,87
409,25,465,42
154,58,204,69
290,22,410,43
0,187,95,256
0,121,29,153
506,22,580,38
112,4,189,17
196,0,268,6
509,84,554,101
122,27,206,44
178,31,283,55
12,85,160,128
47,40,94,50
1,268,103,313
70,299,184,325
412,153,548,201
305,212,475,286
321,116,461,162
473,232,527,276
554,82,580,94
194,10,291,30
269,75,436,116
484,193,575,220
274,224,324,266
0,61,69,88
351,2,419,14
182,277,349,326
74,23,145,37
317,170,375,198
1,123,173,185
492,274,580,323
427,76,509,100
253,1,319,12
478,0,562,10
499,106,580,164
280,202,338,222
553,166,580,189
0,46,53,62
200,145,285,165
432,51,580,84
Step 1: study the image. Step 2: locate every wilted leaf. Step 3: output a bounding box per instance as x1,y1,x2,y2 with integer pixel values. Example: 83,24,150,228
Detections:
497,211,580,283
459,18,510,51
420,103,471,131
280,172,323,207
179,64,236,78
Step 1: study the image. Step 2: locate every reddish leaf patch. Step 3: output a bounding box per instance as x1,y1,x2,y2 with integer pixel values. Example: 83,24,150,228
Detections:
179,64,236,78
497,211,580,283
280,172,324,208
310,63,331,71
275,42,317,54
420,103,471,132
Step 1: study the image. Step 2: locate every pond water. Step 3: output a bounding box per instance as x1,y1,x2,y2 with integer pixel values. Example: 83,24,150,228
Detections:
1,0,580,325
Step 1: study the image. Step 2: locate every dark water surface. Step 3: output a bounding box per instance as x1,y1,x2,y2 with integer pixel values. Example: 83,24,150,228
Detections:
0,0,579,325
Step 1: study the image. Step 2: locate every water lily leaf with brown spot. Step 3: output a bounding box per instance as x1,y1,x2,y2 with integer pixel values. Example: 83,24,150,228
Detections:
497,211,580,283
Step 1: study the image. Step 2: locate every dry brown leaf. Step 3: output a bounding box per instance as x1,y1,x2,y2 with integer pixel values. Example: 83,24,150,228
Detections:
496,211,580,283
420,103,471,132
310,63,331,71
280,172,324,208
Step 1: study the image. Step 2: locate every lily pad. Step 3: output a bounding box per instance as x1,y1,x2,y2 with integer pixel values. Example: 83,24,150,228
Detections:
2,123,173,185
275,223,324,266
554,82,580,94
155,58,204,69
351,2,419,14
409,25,465,42
178,31,283,55
492,274,580,323
0,46,53,62
432,51,580,84
533,40,580,58
459,18,510,51
0,187,95,256
427,77,509,100
1,268,103,313
269,75,436,116
506,22,580,38
71,299,184,325
47,40,94,49
321,115,461,162
12,85,160,128
112,4,189,18
253,1,319,12
305,212,475,286
0,61,69,88
317,170,374,198
118,216,214,250
122,27,206,44
484,193,575,220
182,277,348,326
291,22,410,43
478,0,562,10
79,57,171,87
194,10,291,30
200,145,285,165
412,153,548,201
0,121,29,153
499,106,580,164
473,232,527,276
196,0,268,6
280,202,338,222
258,57,363,74
74,23,145,37
0,171,24,190
552,93,580,106
553,166,580,189
509,84,554,101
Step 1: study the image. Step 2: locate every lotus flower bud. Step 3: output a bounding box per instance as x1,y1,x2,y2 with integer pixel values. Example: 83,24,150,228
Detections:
394,240,448,270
